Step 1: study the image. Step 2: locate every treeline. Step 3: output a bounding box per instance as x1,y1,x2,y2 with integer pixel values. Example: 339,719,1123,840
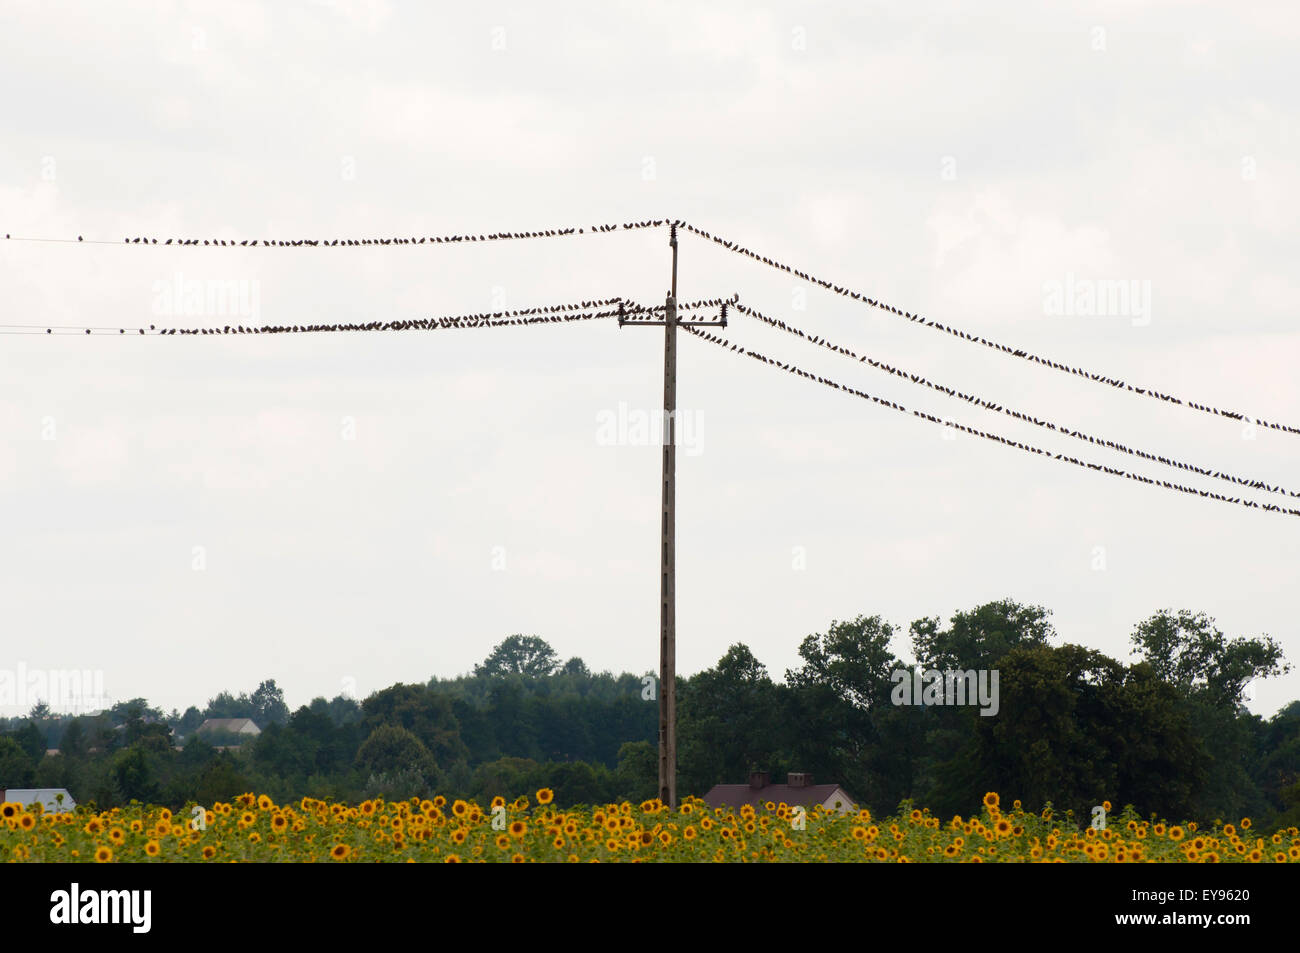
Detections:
2,601,1299,831
0,636,660,810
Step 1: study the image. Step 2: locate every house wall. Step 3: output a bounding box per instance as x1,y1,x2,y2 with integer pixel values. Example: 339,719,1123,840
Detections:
820,791,856,815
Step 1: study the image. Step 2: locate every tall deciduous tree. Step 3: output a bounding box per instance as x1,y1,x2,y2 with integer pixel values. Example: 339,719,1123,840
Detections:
783,615,903,807
361,684,467,768
1130,609,1290,709
679,644,790,795
474,635,561,678
910,599,1056,673
250,679,290,727
355,724,438,783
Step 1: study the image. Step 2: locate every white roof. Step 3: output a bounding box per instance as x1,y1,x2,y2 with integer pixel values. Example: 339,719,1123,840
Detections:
2,788,77,812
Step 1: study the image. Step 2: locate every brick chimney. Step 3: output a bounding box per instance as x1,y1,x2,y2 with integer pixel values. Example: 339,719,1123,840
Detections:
787,772,813,788
748,771,770,790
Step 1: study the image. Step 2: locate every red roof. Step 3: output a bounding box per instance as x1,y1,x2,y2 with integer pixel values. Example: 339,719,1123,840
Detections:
702,783,855,811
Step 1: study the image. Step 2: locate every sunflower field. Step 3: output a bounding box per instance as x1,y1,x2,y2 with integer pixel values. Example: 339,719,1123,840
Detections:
3,791,1298,862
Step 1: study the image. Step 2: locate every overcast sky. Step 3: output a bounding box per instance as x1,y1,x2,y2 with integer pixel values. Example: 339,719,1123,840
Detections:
2,1,1297,720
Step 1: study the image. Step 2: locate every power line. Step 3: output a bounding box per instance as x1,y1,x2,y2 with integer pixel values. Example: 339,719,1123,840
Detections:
681,222,1300,439
17,208,1289,439
15,212,1297,440
682,324,1300,521
0,297,731,337
732,299,1300,501
26,210,1293,440
2,219,669,248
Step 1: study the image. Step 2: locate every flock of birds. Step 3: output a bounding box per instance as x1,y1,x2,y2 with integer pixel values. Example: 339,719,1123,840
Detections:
730,300,1300,500
3,220,667,247
683,325,1300,521
11,212,1295,436
680,221,1300,438
10,216,1295,518
43,298,630,336
18,295,738,337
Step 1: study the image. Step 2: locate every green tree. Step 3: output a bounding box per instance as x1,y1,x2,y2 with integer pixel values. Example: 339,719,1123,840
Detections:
962,643,1121,817
1131,610,1289,820
561,657,590,677
1258,701,1300,814
174,706,204,737
204,690,255,720
1268,779,1300,833
911,599,1056,673
679,644,788,796
190,751,251,807
1130,609,1290,709
111,745,162,804
470,756,541,802
11,721,47,762
250,679,290,727
784,615,903,808
614,740,658,803
355,724,438,784
361,684,467,767
1111,661,1207,819
539,761,613,807
0,736,36,787
59,719,86,758
474,635,561,678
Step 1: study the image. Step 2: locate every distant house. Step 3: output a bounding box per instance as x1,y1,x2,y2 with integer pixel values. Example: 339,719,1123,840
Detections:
702,772,857,815
2,788,77,813
196,718,261,742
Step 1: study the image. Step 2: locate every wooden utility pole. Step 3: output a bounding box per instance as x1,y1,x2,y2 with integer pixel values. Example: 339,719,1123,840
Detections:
618,222,726,807
659,225,679,808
